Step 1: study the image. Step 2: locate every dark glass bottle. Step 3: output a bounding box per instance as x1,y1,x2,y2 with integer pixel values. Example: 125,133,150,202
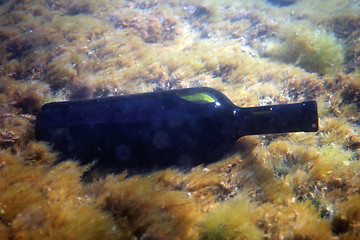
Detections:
35,87,318,172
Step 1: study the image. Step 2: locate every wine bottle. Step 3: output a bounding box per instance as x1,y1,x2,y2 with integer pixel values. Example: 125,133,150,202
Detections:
35,87,318,172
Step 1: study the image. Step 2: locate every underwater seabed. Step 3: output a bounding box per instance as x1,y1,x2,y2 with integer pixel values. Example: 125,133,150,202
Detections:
1,0,360,239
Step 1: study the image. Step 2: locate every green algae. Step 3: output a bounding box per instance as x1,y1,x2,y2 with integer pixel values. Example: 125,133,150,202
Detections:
200,196,262,240
1,0,360,239
263,24,345,75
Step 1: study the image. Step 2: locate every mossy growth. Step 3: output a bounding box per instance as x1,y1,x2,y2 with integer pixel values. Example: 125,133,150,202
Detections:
263,23,344,75
311,144,355,179
99,174,202,239
254,201,333,239
50,14,108,42
199,195,263,240
0,148,118,240
45,53,85,90
332,194,360,237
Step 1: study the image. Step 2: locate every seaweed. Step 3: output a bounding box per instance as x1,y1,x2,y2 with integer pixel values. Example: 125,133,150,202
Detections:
263,24,345,75
199,195,263,240
0,0,360,239
100,174,201,239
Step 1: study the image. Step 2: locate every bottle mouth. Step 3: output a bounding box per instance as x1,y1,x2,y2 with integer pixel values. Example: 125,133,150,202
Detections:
301,101,319,132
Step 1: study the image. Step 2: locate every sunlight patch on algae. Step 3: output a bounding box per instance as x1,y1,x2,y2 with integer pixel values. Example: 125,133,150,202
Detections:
263,23,344,75
199,195,262,240
50,14,108,42
254,201,332,240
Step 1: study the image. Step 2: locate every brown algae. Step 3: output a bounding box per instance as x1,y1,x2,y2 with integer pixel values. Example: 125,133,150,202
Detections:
1,0,360,239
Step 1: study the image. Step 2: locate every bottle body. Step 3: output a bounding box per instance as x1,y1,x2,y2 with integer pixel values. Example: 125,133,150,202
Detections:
36,88,239,171
35,87,318,172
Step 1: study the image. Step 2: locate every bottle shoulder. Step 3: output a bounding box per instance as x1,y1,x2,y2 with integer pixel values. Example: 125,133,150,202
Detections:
178,87,236,107
37,87,237,128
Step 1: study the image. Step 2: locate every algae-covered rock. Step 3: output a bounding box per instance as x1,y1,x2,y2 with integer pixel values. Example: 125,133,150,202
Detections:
1,0,360,239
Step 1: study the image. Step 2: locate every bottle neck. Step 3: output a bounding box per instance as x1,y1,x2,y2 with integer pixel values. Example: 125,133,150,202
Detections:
234,101,318,136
